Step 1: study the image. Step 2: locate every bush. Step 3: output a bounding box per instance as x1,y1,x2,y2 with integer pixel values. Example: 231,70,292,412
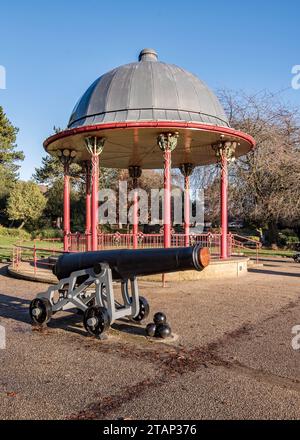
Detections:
278,229,299,248
0,226,31,240
286,236,299,244
247,235,260,242
31,228,63,240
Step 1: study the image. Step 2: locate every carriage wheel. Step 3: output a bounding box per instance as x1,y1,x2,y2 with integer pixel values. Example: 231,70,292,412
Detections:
131,296,150,322
29,298,52,325
83,305,110,337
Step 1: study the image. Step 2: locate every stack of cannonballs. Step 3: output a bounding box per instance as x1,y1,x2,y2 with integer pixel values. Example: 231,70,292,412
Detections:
146,312,172,339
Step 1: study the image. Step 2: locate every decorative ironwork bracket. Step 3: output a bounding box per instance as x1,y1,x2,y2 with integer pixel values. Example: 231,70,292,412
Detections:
128,165,142,188
128,165,142,179
157,132,179,152
85,136,106,156
56,149,77,168
179,162,194,177
212,140,238,164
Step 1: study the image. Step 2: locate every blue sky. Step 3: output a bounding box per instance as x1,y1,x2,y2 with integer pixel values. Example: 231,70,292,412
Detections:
0,0,299,180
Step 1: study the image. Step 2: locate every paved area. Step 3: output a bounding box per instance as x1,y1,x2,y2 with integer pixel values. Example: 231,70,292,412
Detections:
8,261,58,284
0,257,299,419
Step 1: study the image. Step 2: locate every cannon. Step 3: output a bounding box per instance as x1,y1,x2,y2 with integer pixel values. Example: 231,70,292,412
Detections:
29,245,210,337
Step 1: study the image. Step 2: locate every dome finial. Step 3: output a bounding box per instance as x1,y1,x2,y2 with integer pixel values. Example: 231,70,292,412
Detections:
138,48,158,62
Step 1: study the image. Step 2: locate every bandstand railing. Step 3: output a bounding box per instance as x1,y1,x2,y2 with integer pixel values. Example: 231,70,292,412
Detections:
11,232,261,277
230,233,262,264
68,232,223,255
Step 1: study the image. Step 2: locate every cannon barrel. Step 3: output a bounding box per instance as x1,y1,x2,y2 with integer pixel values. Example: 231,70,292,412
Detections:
53,244,210,281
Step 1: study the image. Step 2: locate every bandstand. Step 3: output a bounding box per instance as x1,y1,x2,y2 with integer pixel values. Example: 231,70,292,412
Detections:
10,48,258,283
43,48,255,259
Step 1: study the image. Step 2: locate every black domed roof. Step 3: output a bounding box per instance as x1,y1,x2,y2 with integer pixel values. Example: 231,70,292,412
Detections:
68,49,229,129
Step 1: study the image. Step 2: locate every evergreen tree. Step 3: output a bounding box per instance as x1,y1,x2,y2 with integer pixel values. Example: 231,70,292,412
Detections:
0,106,24,223
0,106,24,180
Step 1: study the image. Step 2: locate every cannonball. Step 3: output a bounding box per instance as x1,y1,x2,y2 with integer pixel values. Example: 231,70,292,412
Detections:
156,323,172,339
153,312,167,325
146,322,156,337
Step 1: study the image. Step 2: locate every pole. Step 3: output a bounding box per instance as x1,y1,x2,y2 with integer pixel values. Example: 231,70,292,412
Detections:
85,137,105,252
220,151,228,259
85,161,92,251
157,133,178,249
63,162,70,252
158,133,178,287
163,149,172,248
128,166,142,250
58,149,77,252
91,153,99,251
133,186,138,249
212,140,236,260
184,175,190,247
179,163,194,247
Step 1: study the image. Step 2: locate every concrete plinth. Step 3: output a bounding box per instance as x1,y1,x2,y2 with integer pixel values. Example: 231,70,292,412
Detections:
142,257,249,282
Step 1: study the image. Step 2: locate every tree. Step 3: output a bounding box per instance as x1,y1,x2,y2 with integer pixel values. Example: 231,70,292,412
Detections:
0,106,24,178
33,154,123,193
220,90,300,244
33,155,83,186
43,179,64,228
190,90,300,242
33,142,126,231
7,181,47,228
0,106,24,223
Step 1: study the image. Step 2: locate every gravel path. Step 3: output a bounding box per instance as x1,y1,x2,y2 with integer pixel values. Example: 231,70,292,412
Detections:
0,258,299,419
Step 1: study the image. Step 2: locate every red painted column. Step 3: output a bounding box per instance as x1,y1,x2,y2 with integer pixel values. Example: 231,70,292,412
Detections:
184,175,190,247
179,163,193,247
85,161,92,251
128,166,142,249
91,154,99,251
158,133,178,249
220,152,228,259
133,188,138,249
85,136,105,252
63,163,70,252
163,149,172,248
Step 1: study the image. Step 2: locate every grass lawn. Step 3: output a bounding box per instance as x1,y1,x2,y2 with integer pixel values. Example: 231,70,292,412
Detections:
0,236,18,260
0,236,63,261
239,248,294,258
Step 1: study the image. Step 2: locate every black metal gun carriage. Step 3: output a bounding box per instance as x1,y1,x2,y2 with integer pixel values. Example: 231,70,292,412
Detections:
29,245,210,337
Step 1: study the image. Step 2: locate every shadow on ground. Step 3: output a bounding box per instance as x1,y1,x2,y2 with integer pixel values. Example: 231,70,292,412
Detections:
0,274,146,339
254,257,294,264
248,268,300,277
0,293,31,322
